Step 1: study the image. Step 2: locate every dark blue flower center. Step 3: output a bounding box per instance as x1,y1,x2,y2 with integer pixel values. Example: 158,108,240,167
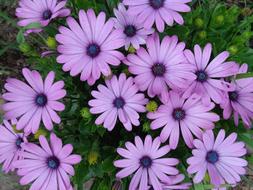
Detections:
124,25,137,37
172,108,185,121
87,43,100,58
149,0,165,9
16,137,23,149
47,156,60,169
113,97,125,109
35,94,48,107
196,70,208,82
42,9,52,20
140,156,152,168
229,91,239,102
152,63,166,76
206,151,219,164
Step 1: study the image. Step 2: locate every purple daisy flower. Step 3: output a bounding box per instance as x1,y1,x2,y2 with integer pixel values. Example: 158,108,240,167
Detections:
2,68,66,134
89,73,148,131
114,135,179,190
124,33,196,97
122,0,192,32
183,43,239,104
113,3,154,50
13,133,81,190
187,130,247,188
16,0,70,34
221,64,253,127
0,120,27,173
147,91,220,149
56,9,125,85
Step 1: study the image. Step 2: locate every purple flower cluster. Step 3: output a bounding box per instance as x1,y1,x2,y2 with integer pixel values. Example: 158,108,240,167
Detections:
0,68,80,189
0,0,251,189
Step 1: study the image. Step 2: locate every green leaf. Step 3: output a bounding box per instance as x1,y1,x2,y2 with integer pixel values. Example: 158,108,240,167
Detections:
247,155,253,165
238,133,253,149
74,162,90,185
16,22,41,44
97,180,110,190
16,30,25,44
194,183,217,190
236,72,253,79
24,22,41,30
101,157,115,173
194,183,205,190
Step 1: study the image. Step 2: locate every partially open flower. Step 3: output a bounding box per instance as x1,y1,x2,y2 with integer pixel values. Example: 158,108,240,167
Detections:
16,0,70,34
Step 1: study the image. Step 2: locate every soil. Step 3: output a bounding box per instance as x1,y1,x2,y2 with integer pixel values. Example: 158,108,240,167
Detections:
0,1,28,189
0,0,26,91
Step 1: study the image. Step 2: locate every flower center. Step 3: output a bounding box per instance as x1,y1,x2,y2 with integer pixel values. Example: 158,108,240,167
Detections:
42,9,52,20
152,63,166,77
206,151,219,164
124,25,137,37
35,94,48,107
149,0,164,9
87,43,100,58
140,156,152,168
172,108,185,121
196,70,208,82
229,91,239,102
16,137,23,149
113,97,125,109
47,156,60,169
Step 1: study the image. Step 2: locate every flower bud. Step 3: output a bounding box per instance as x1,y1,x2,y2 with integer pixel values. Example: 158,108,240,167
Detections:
215,15,224,25
242,31,253,39
128,45,136,53
19,42,31,53
80,107,92,119
197,30,207,39
143,121,151,132
34,128,48,139
88,151,99,165
194,18,204,29
46,37,57,49
146,101,158,112
228,45,238,55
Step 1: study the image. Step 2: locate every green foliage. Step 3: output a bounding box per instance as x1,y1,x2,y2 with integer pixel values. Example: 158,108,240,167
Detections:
1,0,253,189
166,1,253,65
